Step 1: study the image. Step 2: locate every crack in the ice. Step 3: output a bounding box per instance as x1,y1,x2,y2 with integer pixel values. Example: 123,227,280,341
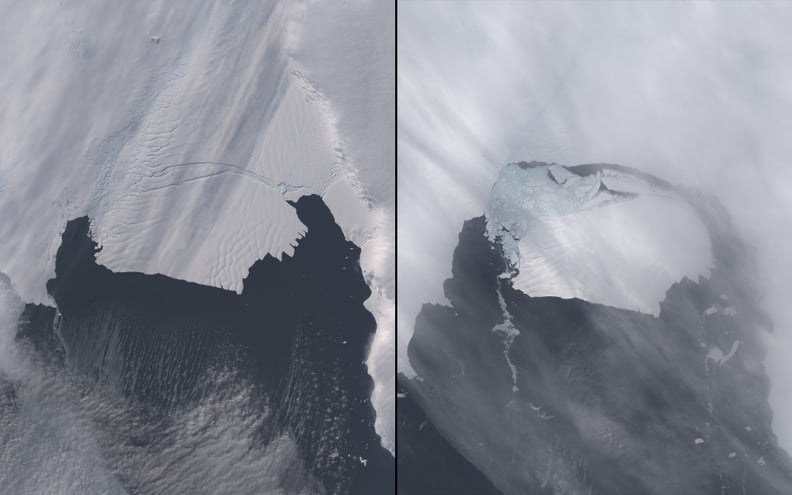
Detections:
142,160,307,196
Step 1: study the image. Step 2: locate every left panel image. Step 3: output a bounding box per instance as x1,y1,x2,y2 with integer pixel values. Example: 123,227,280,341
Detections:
0,1,395,494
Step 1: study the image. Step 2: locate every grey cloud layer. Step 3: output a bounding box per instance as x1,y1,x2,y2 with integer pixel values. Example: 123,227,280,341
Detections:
398,0,792,449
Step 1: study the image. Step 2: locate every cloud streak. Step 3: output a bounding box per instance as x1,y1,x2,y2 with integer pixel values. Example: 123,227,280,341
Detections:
398,0,792,450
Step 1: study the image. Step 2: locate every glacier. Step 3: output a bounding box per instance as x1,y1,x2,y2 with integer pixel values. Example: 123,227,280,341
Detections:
485,162,714,316
0,1,394,453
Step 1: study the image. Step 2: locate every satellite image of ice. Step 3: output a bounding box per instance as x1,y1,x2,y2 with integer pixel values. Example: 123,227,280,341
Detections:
0,1,394,494
398,2,792,494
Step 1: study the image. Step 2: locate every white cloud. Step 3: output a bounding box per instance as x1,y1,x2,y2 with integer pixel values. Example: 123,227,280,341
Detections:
398,0,792,450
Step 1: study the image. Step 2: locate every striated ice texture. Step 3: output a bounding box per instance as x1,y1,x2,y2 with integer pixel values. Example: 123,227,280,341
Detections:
485,162,713,315
0,1,394,452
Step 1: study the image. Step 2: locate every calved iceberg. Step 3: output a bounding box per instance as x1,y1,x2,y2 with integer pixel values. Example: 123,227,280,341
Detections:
485,161,713,315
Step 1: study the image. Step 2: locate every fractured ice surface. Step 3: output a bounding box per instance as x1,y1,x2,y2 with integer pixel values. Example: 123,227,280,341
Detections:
485,162,713,315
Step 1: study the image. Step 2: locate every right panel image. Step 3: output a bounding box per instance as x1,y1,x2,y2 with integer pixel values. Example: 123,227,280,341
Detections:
397,2,792,494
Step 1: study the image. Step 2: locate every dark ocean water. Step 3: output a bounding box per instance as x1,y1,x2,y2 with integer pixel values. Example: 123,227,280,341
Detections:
1,195,392,495
399,168,792,494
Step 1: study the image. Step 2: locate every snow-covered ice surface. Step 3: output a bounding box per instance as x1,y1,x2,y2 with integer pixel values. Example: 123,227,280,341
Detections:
485,163,713,315
0,1,394,451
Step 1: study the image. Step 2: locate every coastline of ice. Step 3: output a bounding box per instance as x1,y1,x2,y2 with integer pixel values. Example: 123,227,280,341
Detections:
485,163,713,316
0,1,394,453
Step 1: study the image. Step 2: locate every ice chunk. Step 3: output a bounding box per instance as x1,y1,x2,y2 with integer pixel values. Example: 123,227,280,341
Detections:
706,341,741,366
704,304,737,317
485,163,713,316
492,282,520,393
